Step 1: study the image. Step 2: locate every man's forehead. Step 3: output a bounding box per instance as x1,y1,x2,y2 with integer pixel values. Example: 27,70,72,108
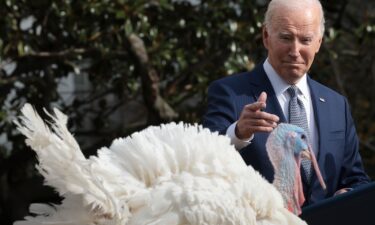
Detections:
270,9,321,31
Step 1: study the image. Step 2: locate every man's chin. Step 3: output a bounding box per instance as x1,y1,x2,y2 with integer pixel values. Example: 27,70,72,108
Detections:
280,70,305,84
291,65,307,74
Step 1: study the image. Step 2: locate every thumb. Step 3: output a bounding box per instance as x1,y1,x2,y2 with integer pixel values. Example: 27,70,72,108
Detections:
257,91,267,111
257,91,267,103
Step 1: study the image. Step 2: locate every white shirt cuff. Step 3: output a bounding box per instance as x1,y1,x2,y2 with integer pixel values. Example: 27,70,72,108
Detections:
226,122,253,150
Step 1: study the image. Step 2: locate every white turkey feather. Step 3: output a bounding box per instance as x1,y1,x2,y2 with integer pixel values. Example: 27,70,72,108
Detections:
14,103,307,225
14,104,128,224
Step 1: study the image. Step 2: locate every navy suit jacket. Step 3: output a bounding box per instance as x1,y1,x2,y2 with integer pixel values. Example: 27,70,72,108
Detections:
203,63,370,205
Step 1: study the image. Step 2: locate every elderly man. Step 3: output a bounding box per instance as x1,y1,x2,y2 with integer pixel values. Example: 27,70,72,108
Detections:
203,0,370,205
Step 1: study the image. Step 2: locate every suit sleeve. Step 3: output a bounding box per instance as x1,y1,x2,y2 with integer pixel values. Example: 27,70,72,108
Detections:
202,80,238,135
338,97,371,189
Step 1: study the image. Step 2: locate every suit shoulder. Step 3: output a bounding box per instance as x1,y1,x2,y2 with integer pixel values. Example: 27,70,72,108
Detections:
309,78,348,102
210,72,252,89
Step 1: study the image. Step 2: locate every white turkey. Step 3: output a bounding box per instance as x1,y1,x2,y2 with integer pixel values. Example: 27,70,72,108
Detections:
13,103,325,225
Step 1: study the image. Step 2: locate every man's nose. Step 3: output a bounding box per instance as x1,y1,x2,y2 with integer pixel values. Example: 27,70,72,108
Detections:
288,41,301,57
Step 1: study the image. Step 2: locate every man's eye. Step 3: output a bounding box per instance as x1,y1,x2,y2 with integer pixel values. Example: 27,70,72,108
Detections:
301,38,312,44
280,36,291,40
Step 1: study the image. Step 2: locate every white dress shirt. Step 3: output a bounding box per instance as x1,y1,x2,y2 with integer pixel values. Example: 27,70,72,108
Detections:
227,58,319,154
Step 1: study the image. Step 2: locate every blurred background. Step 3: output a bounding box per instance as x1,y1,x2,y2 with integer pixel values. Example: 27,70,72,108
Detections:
0,0,374,224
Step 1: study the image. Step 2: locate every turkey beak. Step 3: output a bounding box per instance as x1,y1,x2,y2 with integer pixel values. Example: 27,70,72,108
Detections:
301,148,327,190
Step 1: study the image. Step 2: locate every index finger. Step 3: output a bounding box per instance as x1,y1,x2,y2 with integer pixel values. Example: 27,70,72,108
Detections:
254,110,280,123
244,101,266,112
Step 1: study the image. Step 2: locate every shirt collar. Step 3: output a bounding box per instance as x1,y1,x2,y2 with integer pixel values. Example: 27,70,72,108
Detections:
263,58,309,99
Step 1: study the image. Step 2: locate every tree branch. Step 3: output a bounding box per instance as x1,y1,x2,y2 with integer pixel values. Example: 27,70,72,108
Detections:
324,43,347,96
360,139,375,153
127,33,178,123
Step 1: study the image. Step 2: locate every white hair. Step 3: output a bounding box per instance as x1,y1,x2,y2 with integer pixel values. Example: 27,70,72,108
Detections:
264,0,325,37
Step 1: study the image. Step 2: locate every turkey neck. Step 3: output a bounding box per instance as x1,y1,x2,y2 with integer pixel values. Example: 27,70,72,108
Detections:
272,155,304,215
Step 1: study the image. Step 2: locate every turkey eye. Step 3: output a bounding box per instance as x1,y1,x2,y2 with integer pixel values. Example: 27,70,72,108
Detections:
301,134,306,140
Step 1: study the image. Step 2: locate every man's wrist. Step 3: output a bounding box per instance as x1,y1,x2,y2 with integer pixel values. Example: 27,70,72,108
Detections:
227,122,253,150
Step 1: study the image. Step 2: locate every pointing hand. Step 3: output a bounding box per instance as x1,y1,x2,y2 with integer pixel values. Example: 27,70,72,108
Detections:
235,92,280,139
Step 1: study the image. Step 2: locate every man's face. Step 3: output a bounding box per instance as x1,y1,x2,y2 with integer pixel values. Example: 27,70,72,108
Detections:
263,6,323,84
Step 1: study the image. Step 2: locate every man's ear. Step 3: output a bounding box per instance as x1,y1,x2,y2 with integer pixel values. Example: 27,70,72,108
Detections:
315,36,323,54
262,26,269,49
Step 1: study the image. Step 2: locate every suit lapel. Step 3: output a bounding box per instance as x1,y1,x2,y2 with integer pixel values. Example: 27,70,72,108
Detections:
307,77,331,197
248,64,287,122
308,77,329,161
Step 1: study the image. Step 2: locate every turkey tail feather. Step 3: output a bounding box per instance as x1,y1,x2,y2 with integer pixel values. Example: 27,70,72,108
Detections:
14,104,120,219
14,103,87,195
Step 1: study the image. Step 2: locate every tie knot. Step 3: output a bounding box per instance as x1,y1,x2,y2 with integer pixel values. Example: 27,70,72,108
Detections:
287,85,298,98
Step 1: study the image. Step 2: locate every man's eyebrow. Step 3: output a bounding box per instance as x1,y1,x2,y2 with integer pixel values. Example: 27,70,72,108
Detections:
278,31,292,36
303,32,315,37
278,31,317,39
